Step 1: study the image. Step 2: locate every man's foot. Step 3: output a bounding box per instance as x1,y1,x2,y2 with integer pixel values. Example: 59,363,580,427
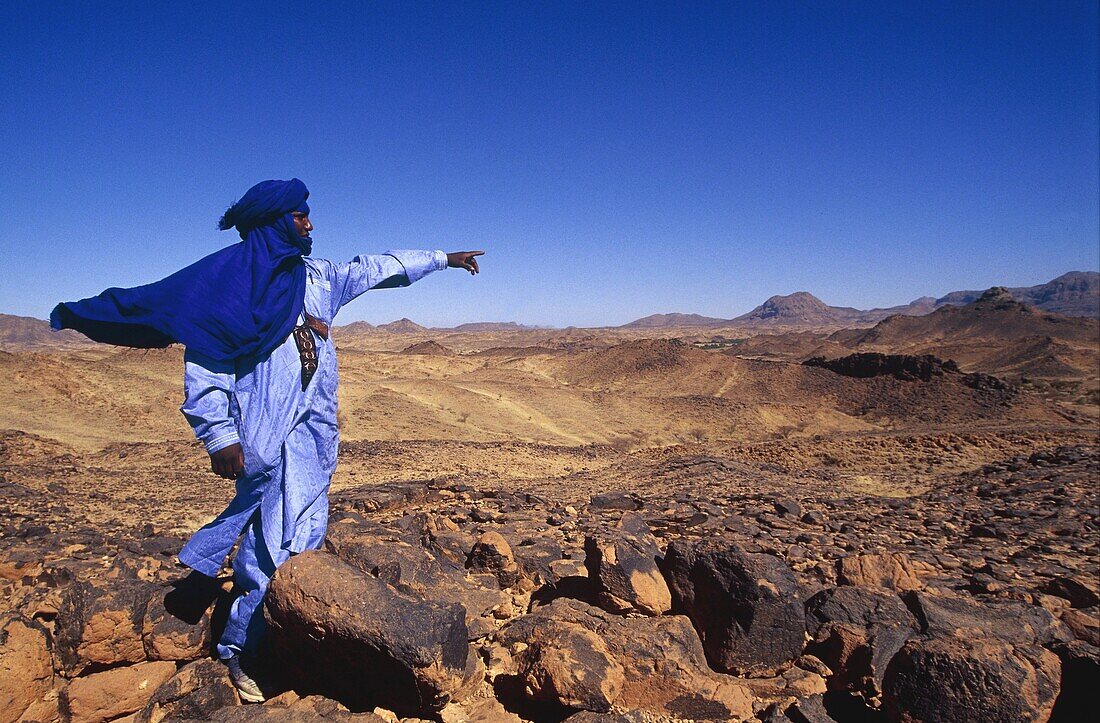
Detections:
224,655,265,703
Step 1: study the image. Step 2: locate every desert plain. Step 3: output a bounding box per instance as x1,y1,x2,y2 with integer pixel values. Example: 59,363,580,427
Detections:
0,274,1098,722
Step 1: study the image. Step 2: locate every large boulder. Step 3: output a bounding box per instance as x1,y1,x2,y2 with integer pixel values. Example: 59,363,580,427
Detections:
326,519,510,634
805,586,917,699
264,550,481,716
902,591,1065,646
60,660,177,723
662,539,806,675
882,637,1061,723
517,618,625,712
55,578,154,675
584,513,671,616
498,598,754,721
136,658,239,723
467,531,522,589
142,581,211,662
0,614,53,723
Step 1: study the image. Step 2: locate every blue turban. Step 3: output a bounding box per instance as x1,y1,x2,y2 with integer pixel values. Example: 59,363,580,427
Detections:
51,178,312,362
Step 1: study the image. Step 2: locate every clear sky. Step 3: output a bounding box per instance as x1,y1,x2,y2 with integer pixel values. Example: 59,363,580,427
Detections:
2,1,1097,328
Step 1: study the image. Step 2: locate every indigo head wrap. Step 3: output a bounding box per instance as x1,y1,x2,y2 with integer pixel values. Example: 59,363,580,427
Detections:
51,178,312,362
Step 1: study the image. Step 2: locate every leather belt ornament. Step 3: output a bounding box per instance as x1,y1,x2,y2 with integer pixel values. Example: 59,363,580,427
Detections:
292,313,329,389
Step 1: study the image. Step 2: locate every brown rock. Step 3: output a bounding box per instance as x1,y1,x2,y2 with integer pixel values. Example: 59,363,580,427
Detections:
264,550,481,716
1040,574,1100,609
55,579,153,676
662,539,805,675
882,637,1061,723
584,513,671,616
142,584,209,662
499,598,753,721
208,694,388,720
467,532,522,589
836,553,922,591
60,661,177,723
1061,607,1100,647
517,619,624,712
136,658,238,723
0,615,53,723
439,696,524,723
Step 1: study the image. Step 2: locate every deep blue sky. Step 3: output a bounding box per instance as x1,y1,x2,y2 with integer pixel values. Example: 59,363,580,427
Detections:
2,1,1097,327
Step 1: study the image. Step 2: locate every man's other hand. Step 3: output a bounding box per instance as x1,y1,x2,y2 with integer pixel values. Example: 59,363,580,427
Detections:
210,443,244,479
447,251,484,274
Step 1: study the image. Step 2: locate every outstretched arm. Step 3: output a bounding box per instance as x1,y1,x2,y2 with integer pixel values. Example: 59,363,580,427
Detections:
322,249,484,316
181,350,244,479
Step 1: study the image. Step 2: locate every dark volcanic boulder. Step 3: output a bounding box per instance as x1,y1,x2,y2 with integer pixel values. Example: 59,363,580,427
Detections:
882,637,1061,723
142,581,211,662
55,578,155,675
325,519,510,634
662,539,806,675
584,513,671,616
136,658,238,723
902,591,1065,646
264,551,481,715
1040,575,1100,609
805,586,916,700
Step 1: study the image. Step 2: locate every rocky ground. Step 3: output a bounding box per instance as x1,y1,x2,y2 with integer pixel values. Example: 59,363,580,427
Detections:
1,423,1097,721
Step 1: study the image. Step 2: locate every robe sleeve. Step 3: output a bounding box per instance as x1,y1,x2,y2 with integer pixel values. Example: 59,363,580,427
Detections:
320,250,448,317
180,349,240,454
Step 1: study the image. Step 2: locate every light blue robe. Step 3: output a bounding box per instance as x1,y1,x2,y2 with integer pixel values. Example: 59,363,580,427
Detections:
177,250,448,657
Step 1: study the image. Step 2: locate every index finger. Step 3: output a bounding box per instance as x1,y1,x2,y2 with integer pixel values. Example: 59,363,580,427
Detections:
467,251,485,257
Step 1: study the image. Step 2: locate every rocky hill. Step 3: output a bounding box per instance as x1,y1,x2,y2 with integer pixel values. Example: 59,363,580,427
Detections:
377,318,429,334
937,271,1099,318
0,313,91,351
622,313,728,328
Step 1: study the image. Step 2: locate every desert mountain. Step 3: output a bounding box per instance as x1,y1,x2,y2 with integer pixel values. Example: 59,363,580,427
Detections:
376,318,428,334
449,321,536,332
622,313,728,328
337,320,376,334
734,292,862,326
622,271,1099,328
837,287,1098,348
0,313,91,351
936,271,1099,317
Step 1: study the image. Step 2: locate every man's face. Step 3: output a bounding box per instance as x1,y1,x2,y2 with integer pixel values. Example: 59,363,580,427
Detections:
291,211,313,238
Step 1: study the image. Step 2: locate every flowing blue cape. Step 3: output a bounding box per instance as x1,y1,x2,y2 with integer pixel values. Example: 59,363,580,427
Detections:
51,179,312,363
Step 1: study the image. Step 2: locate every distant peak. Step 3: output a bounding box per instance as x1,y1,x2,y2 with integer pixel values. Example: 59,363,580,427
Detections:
972,286,1027,312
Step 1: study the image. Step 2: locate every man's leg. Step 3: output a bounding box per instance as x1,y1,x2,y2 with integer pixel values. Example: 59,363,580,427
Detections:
218,512,288,702
218,513,275,659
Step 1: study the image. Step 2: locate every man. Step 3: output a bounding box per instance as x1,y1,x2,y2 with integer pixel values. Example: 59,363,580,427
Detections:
52,179,483,701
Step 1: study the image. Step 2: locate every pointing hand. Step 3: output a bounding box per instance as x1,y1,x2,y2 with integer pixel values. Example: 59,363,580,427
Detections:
446,251,484,275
